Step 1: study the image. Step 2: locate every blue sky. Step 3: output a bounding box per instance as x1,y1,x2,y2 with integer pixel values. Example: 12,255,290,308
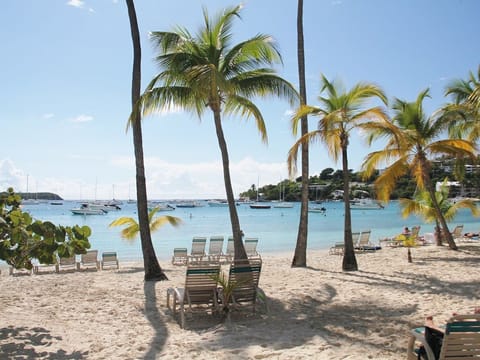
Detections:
1,0,479,200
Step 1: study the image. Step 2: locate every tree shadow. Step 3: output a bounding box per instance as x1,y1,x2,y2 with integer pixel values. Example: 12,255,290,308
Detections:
0,326,87,359
142,281,168,359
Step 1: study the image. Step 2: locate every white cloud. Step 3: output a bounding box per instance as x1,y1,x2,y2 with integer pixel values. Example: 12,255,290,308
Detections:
0,159,26,192
67,0,84,8
69,114,94,123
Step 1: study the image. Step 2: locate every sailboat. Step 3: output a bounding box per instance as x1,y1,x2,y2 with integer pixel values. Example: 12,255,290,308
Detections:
273,182,293,208
250,177,271,209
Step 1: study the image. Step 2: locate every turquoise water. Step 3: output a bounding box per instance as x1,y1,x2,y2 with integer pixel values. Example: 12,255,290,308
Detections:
14,200,480,262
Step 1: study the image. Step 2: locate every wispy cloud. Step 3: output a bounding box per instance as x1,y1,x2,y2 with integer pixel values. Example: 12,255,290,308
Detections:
67,0,84,8
69,114,94,123
42,113,55,119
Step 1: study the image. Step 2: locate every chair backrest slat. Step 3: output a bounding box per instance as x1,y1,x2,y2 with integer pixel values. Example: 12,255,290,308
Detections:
191,237,207,256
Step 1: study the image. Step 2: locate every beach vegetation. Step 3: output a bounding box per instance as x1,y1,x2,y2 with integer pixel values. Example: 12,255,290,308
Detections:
134,4,297,260
291,0,310,268
288,75,389,271
399,178,479,246
109,206,182,241
0,187,91,271
362,89,477,250
126,0,168,281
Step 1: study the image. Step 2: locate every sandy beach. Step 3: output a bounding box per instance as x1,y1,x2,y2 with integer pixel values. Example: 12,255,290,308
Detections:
1,243,479,359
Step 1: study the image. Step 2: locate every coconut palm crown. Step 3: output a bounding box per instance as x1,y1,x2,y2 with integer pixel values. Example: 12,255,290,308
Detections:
134,5,297,260
362,89,477,249
288,74,389,271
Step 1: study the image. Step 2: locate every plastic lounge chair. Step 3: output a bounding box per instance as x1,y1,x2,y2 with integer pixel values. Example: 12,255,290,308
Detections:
189,237,207,263
407,314,480,359
223,236,235,263
101,252,119,269
226,258,266,313
9,267,32,276
77,250,100,270
166,263,221,328
171,248,188,266
451,224,466,242
207,236,224,263
244,237,259,258
355,230,378,252
33,260,57,274
56,254,77,272
329,242,345,255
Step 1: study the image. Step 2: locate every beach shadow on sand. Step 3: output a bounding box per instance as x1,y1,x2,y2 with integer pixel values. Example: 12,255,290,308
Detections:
0,326,87,359
143,281,168,360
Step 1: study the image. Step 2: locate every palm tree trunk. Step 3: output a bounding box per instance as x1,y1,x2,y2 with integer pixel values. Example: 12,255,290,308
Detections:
126,0,167,280
212,110,248,260
341,144,358,271
292,0,309,268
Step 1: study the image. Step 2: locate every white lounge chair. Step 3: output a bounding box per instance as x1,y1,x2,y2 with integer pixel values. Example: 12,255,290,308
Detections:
77,250,99,271
244,237,259,258
189,237,207,263
166,263,220,328
171,248,188,266
101,252,119,269
207,236,224,262
56,254,77,273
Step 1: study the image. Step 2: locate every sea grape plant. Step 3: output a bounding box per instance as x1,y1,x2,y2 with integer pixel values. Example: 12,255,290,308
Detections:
0,187,91,270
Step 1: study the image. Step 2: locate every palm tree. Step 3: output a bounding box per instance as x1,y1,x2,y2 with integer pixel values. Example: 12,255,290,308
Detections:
362,89,477,250
126,0,167,280
291,0,309,268
288,75,388,271
109,207,182,240
443,66,480,141
135,5,297,260
399,178,479,246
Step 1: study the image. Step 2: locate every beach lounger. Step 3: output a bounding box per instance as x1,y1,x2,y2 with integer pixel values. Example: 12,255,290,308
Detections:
171,248,188,266
451,224,466,242
77,250,100,271
329,242,345,255
407,314,480,359
101,252,119,270
166,263,221,328
355,230,378,252
56,254,77,272
207,236,224,262
189,237,207,263
9,266,32,276
226,258,266,313
222,236,235,263
244,237,259,258
33,260,57,274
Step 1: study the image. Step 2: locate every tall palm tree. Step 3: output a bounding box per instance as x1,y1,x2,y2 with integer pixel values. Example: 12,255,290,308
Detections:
136,5,297,260
291,0,309,268
126,0,167,280
288,75,388,271
362,89,477,250
399,178,479,245
443,66,480,141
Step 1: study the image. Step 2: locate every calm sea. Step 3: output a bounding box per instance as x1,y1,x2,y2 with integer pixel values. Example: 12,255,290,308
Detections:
11,200,480,262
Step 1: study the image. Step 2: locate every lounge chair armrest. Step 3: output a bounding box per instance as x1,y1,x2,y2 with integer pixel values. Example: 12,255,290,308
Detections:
407,327,435,360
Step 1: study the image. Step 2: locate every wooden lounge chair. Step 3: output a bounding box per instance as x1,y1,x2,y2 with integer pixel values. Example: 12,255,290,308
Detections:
226,258,266,313
189,237,207,263
407,314,480,359
56,254,77,273
101,252,119,270
166,263,221,328
244,237,260,258
77,250,99,271
171,248,188,266
207,236,224,263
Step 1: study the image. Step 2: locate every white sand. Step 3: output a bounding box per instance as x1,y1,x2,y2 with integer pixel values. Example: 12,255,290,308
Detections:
1,243,479,359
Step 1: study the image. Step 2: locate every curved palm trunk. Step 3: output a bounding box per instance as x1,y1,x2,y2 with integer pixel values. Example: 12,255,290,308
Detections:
292,0,309,268
341,144,358,271
212,110,248,260
126,0,166,280
419,155,457,250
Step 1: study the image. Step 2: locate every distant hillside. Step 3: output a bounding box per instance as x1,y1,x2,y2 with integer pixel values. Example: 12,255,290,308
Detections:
17,192,63,201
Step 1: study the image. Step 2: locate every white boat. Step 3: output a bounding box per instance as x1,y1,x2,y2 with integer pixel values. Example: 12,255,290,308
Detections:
148,203,175,211
273,202,293,208
22,199,40,205
207,200,229,207
350,199,384,210
309,206,326,214
175,201,203,208
71,203,107,215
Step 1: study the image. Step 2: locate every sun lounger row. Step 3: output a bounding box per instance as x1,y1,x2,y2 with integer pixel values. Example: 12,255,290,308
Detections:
167,257,265,328
171,236,260,265
9,250,119,275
